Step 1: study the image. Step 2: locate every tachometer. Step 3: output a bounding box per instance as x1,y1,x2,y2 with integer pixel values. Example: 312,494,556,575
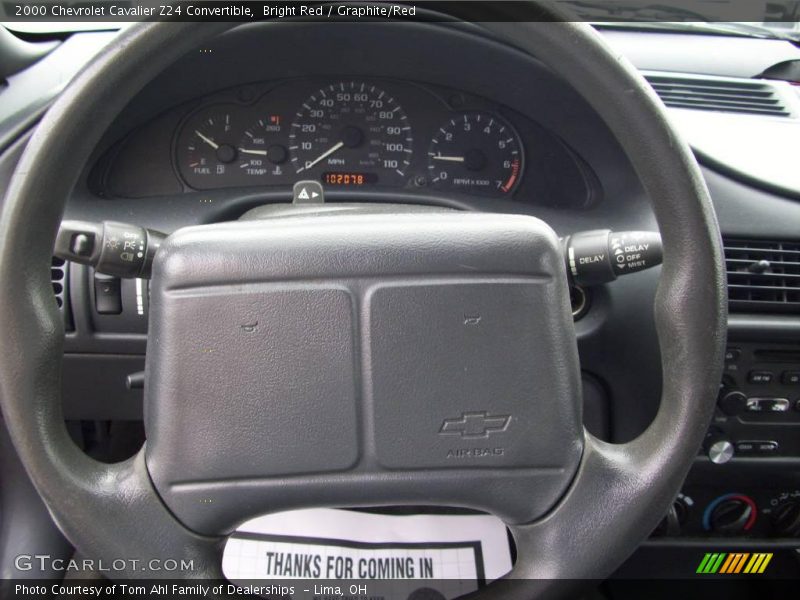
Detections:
427,112,523,196
289,81,413,186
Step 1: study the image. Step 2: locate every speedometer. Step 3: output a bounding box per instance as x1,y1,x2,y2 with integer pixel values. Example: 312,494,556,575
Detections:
289,81,413,186
428,112,523,196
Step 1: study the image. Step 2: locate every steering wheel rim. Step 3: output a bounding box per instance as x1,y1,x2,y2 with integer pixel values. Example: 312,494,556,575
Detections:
0,8,726,598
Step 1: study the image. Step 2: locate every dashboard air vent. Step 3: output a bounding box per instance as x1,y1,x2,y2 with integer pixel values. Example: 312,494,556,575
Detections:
724,239,800,313
646,75,790,117
51,257,67,309
51,257,73,329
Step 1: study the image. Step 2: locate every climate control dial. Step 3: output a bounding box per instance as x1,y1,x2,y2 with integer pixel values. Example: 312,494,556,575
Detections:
703,494,757,534
772,501,800,537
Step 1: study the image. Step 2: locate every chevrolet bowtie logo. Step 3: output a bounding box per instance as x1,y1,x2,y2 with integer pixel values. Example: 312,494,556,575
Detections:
439,412,511,439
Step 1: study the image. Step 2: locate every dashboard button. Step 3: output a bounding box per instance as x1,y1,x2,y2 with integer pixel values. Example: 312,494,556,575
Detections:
94,276,122,315
748,370,774,384
781,371,800,385
737,440,779,455
293,180,324,204
725,348,741,362
756,441,779,454
745,397,790,412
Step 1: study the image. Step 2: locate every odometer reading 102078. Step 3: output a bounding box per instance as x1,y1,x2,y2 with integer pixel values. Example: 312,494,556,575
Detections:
289,81,413,185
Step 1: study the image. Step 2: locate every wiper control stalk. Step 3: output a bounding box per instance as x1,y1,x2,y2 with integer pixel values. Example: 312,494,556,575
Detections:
564,229,663,286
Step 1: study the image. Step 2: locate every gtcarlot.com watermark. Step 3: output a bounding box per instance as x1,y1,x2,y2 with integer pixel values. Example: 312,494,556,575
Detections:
15,554,195,573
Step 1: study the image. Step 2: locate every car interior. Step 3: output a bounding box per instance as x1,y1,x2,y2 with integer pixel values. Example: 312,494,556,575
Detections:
0,2,799,599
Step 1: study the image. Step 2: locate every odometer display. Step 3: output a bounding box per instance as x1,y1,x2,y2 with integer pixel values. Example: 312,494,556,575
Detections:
428,112,523,196
290,81,413,185
323,172,378,186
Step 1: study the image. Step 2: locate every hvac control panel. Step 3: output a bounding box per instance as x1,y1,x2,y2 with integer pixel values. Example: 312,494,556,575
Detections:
653,487,800,538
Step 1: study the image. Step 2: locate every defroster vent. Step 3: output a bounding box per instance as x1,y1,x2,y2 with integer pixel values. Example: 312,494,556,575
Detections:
646,74,791,117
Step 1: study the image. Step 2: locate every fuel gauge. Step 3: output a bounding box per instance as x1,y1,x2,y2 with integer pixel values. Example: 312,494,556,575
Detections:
177,107,241,189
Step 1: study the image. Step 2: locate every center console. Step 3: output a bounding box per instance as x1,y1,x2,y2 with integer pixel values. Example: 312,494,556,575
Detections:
652,339,800,542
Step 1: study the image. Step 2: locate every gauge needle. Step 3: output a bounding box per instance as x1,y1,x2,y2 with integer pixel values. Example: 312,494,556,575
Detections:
431,154,465,162
239,148,267,156
195,130,219,150
304,141,345,170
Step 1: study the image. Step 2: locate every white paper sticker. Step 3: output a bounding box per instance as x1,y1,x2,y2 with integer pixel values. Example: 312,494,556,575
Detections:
223,508,513,599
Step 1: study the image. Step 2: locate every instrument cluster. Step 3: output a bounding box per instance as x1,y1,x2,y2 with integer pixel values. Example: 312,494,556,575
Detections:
173,78,525,198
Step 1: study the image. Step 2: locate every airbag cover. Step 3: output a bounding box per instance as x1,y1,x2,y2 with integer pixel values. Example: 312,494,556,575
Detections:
145,212,583,532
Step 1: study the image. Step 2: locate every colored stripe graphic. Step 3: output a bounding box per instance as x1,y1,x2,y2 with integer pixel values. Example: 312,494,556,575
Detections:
697,553,726,574
696,553,714,573
735,553,750,573
697,552,773,574
744,554,760,574
744,553,773,574
727,553,749,574
719,553,737,573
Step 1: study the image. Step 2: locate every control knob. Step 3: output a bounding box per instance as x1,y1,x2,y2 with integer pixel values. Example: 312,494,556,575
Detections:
772,501,800,537
705,494,757,534
707,439,735,464
717,389,747,416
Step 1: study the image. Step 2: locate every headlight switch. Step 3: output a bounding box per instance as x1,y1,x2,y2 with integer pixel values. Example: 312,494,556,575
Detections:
55,220,166,279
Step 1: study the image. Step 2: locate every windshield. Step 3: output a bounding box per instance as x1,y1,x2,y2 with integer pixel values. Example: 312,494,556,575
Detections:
1,22,123,34
593,21,800,42
2,1,800,40
567,0,800,40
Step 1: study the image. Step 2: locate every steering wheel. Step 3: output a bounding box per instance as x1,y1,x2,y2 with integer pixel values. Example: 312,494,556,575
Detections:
0,5,726,598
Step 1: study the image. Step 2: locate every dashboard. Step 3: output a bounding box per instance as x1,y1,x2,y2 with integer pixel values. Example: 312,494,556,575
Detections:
53,21,648,436
93,74,596,207
2,18,800,583
175,79,522,195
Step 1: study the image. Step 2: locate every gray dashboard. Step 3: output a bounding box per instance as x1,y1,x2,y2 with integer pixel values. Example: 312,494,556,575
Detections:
76,22,632,219
92,75,595,208
6,20,793,440
51,21,660,443
0,21,796,452
1,19,800,579
604,29,800,197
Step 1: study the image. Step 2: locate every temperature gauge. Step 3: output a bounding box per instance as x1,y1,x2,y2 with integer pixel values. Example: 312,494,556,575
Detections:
237,115,288,180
